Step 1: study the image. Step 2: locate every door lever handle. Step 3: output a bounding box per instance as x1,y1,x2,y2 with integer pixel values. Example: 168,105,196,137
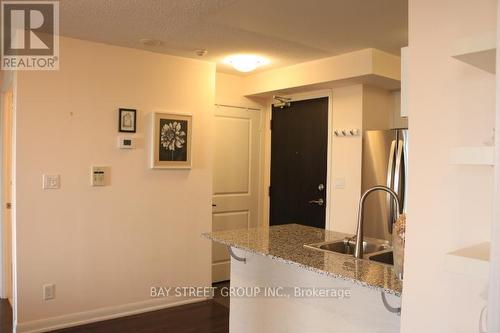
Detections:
308,198,324,206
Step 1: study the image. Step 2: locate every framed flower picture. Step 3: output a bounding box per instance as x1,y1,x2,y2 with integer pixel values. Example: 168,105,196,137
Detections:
151,112,192,169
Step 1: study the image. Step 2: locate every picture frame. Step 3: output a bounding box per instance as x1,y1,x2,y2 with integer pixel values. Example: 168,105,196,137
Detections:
151,112,192,169
119,108,137,133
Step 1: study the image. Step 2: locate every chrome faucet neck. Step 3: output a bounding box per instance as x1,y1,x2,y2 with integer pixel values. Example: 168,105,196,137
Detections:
354,186,401,259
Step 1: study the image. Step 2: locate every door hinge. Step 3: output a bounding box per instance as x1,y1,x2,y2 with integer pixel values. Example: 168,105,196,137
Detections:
268,186,272,197
270,119,273,131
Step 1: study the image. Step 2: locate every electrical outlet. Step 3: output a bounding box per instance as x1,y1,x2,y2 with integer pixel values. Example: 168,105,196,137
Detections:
43,284,55,301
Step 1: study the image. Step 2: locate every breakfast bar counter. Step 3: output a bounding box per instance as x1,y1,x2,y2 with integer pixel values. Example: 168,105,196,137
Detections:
203,224,402,333
203,223,402,295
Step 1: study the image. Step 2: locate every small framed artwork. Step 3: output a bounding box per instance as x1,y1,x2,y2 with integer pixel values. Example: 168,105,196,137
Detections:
151,112,192,169
119,108,137,133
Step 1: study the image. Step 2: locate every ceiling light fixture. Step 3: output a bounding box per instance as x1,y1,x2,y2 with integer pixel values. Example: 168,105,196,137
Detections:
223,54,269,73
195,49,208,57
139,38,162,47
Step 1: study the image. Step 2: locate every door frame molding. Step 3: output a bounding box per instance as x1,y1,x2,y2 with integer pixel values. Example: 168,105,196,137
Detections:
263,89,333,230
489,5,500,330
0,70,16,304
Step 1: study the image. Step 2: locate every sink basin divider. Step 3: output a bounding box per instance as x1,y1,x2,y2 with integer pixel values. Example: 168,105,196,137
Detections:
304,237,393,265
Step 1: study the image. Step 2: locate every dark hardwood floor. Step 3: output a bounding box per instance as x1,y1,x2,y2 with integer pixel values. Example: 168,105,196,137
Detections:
212,281,230,309
0,284,230,333
49,283,230,333
0,298,13,333
49,300,228,333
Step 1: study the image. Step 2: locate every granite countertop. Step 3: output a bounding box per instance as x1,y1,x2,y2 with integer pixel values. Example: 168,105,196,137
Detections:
203,224,402,296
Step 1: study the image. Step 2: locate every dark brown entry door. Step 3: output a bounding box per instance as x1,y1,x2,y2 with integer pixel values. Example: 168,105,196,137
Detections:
270,97,328,229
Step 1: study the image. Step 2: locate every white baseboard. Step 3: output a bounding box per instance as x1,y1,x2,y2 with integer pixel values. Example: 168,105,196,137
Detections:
212,261,230,283
16,297,208,333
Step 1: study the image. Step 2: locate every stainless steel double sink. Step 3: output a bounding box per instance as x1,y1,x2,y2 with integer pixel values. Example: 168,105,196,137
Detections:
304,237,394,265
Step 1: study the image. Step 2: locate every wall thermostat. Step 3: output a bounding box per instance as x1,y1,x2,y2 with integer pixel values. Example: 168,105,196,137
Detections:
117,137,135,149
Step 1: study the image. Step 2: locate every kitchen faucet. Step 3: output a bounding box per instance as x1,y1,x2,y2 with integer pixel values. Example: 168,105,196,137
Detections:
354,186,402,259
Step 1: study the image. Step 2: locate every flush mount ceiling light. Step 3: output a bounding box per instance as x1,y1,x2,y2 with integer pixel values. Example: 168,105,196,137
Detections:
195,49,208,57
139,38,162,47
223,54,269,72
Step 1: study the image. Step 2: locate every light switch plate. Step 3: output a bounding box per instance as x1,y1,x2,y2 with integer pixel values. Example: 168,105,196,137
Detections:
334,177,346,189
91,166,108,186
42,174,60,189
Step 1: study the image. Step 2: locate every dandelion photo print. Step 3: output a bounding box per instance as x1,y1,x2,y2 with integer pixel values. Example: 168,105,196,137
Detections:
152,112,192,169
159,119,187,161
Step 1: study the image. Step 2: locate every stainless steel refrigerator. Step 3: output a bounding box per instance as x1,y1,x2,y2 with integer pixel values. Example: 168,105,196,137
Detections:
361,129,408,241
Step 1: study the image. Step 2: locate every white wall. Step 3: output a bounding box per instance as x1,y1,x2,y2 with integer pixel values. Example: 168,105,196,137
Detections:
401,0,496,332
215,73,264,109
490,3,500,330
14,37,215,331
243,49,400,96
330,85,402,234
363,86,407,130
329,85,364,233
390,91,408,129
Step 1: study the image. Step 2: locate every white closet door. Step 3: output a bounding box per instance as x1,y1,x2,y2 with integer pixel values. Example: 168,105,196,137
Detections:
212,106,262,283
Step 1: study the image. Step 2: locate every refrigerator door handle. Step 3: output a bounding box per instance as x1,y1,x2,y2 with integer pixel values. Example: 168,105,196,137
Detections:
386,140,397,235
402,132,409,213
393,139,404,210
389,139,404,234
386,140,396,189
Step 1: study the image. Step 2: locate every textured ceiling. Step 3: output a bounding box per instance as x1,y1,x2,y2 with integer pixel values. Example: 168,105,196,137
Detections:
59,0,408,75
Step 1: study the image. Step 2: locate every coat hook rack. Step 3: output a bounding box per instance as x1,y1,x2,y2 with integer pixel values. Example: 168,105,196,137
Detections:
334,129,360,137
